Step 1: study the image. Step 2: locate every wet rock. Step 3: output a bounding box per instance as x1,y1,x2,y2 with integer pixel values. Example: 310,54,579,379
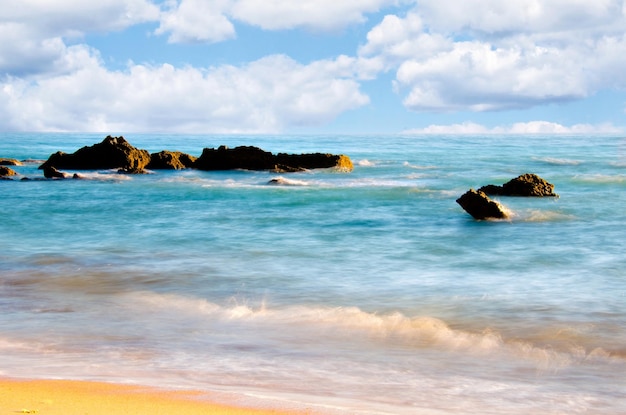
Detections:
194,145,353,172
275,153,354,171
479,173,558,197
456,189,509,220
43,166,70,179
147,151,197,170
0,166,17,179
39,136,151,173
0,158,21,166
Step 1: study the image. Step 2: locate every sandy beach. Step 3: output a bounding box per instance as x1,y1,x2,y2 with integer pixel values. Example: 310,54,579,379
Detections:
0,378,314,415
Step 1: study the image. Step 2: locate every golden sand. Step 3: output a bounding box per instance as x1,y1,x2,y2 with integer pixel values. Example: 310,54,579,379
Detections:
0,378,315,415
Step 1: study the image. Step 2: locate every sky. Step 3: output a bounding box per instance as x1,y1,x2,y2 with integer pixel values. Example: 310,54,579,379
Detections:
1,0,626,134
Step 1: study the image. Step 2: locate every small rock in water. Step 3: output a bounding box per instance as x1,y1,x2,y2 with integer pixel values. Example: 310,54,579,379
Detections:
456,189,509,220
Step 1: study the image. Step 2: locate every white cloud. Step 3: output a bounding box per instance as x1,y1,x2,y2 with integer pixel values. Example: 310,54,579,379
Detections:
0,0,160,37
155,0,235,43
416,0,623,37
0,52,369,133
0,0,160,77
154,0,397,43
230,0,396,31
403,121,624,135
360,0,626,113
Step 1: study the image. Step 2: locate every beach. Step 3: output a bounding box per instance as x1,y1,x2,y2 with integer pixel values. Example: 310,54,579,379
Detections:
0,378,314,415
1,133,625,414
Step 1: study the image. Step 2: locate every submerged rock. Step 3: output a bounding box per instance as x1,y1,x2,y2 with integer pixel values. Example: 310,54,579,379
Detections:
147,151,197,170
43,166,70,179
195,145,353,172
39,136,151,173
456,189,509,220
479,173,558,197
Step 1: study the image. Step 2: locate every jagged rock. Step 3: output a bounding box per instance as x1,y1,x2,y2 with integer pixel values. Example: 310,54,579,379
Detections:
39,136,151,173
0,166,17,179
147,151,197,170
456,189,509,220
0,158,21,166
479,173,558,197
194,145,353,172
43,166,70,179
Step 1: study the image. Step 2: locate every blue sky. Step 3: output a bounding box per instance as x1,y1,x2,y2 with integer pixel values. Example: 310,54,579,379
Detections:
1,0,625,134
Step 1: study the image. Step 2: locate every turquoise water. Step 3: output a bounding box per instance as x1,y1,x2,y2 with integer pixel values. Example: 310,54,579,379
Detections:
1,133,625,414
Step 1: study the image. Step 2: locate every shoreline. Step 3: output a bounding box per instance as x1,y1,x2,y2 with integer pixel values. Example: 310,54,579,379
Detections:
0,377,319,415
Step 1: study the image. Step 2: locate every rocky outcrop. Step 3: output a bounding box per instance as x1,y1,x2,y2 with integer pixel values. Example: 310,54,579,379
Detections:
0,158,21,166
275,153,353,172
39,136,151,173
456,189,509,220
479,173,557,197
194,145,353,172
147,151,198,170
0,166,17,179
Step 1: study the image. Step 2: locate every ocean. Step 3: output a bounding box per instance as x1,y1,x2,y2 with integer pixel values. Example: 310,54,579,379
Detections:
1,133,625,414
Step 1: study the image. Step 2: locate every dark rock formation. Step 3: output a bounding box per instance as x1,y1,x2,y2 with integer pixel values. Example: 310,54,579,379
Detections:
0,158,21,166
479,174,557,197
0,166,17,179
147,151,197,170
194,146,275,171
194,145,353,172
39,136,151,173
456,189,509,220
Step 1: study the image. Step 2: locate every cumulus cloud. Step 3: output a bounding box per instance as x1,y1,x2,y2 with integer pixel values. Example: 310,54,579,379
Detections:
0,51,368,133
360,0,626,113
154,0,397,42
403,121,624,135
230,0,396,31
155,0,235,43
0,0,159,77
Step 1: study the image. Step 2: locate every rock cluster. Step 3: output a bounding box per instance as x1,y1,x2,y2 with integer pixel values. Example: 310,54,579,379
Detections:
457,173,557,220
33,136,353,178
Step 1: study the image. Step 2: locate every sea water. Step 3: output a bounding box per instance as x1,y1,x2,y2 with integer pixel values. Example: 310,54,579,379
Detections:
1,133,625,414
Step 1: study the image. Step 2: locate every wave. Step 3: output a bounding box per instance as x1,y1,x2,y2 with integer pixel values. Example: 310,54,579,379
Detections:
532,156,582,166
511,209,576,222
572,173,626,184
266,176,310,186
120,292,623,368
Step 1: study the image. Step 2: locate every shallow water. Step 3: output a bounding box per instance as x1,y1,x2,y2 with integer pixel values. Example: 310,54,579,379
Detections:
1,133,625,414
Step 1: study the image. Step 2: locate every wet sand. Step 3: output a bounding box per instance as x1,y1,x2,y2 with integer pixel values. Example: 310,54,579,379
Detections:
0,378,316,415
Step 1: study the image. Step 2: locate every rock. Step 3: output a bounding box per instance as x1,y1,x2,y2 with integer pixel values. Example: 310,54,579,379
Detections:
194,145,353,172
456,189,509,220
43,166,69,179
194,146,275,171
147,151,197,170
0,158,21,166
275,153,354,172
479,173,557,197
39,136,151,173
0,166,17,179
